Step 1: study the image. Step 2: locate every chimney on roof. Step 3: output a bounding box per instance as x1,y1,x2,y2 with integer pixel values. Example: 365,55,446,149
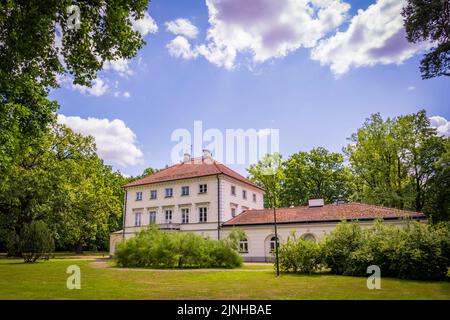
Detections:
308,198,324,207
202,149,212,159
183,153,191,162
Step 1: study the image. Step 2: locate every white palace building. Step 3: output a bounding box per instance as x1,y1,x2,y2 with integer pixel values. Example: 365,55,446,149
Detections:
110,150,425,262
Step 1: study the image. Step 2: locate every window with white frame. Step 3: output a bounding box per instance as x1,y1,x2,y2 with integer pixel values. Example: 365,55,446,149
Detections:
231,207,236,217
165,210,172,223
181,208,189,224
199,207,207,223
253,193,257,202
136,191,143,201
150,190,157,199
242,190,247,199
134,212,142,226
199,184,207,193
181,186,189,196
149,211,156,224
231,185,236,196
165,188,173,198
239,238,248,253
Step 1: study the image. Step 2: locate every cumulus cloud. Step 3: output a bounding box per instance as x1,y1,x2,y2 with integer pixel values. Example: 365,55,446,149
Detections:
167,36,199,59
310,0,428,76
166,18,199,39
57,114,144,166
430,116,450,137
188,0,350,69
71,77,109,96
131,11,158,36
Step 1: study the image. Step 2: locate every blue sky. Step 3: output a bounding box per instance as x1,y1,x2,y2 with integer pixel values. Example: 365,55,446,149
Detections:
50,0,450,177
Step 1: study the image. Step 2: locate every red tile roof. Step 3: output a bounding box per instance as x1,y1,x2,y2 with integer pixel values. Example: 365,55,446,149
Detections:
222,203,425,226
124,157,264,190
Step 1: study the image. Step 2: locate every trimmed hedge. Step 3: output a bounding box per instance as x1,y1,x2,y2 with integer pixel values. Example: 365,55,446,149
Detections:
115,226,243,268
278,220,450,280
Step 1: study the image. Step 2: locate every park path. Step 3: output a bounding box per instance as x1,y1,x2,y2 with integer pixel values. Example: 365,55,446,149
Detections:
88,259,273,272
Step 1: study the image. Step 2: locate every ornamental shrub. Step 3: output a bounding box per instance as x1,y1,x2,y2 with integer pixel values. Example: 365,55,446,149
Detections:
322,220,450,280
279,233,321,274
115,226,242,268
321,221,363,274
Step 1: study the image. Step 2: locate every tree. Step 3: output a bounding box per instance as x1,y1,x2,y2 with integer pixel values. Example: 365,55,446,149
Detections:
282,147,352,206
248,153,284,209
402,0,450,79
0,124,126,253
423,138,450,222
0,0,149,252
0,0,151,168
344,111,448,217
19,221,55,263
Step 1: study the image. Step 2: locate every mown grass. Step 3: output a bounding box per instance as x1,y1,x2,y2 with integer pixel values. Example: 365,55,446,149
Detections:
0,258,449,300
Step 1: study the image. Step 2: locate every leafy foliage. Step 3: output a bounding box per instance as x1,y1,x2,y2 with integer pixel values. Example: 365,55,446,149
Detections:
0,1,148,253
0,124,126,253
402,0,450,79
247,153,284,208
248,149,352,207
18,221,55,263
115,226,243,269
344,110,448,221
279,233,322,274
322,220,450,280
321,221,363,274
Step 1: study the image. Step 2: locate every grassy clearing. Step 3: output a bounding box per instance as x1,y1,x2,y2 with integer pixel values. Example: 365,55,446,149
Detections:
0,259,449,300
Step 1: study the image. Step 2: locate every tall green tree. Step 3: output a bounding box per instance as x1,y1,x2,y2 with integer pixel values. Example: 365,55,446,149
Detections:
402,0,450,79
0,0,150,251
248,153,284,209
282,147,352,206
345,110,448,217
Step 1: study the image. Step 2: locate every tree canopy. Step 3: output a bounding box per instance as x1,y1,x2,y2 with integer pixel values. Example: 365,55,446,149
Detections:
402,0,450,79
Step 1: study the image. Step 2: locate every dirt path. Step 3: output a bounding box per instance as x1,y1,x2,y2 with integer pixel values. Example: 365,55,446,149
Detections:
89,259,274,272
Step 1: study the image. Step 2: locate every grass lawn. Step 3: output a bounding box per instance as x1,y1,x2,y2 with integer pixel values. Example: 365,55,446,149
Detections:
0,258,449,300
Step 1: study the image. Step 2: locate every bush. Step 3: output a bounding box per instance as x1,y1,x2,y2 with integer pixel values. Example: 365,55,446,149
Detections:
115,226,242,268
19,221,55,263
321,220,450,280
279,234,321,274
321,221,363,274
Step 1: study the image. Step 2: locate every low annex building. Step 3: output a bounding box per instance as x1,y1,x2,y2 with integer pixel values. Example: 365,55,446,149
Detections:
221,200,425,262
110,152,426,261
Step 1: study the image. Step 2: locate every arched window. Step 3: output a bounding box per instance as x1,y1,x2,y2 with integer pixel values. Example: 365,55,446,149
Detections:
303,233,316,242
239,238,248,253
270,236,279,253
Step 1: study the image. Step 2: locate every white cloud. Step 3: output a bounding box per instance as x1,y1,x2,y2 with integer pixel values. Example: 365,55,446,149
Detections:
71,77,109,96
114,91,131,98
407,86,415,91
165,18,199,39
57,114,144,166
189,0,350,69
131,11,158,36
104,58,133,76
310,0,428,76
430,116,450,137
167,36,199,59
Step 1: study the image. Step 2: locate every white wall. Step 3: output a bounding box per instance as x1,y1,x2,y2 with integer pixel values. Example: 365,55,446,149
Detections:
219,176,264,223
221,220,412,262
